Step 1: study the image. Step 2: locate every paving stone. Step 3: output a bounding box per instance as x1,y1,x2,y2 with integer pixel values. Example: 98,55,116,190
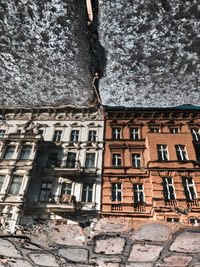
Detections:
128,244,163,262
48,225,85,246
133,223,171,242
157,255,193,267
95,256,121,267
59,248,88,263
126,264,153,267
170,232,200,253
94,218,130,233
29,253,59,266
0,239,22,258
8,259,33,267
94,237,125,254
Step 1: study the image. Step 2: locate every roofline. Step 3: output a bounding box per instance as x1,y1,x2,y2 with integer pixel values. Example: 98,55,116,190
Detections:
103,104,200,111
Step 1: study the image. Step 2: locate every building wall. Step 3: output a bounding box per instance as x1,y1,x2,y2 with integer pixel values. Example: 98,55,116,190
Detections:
102,108,200,224
0,105,104,231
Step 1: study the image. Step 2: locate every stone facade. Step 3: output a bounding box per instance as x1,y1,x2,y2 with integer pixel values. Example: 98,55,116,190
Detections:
102,106,200,224
0,105,104,231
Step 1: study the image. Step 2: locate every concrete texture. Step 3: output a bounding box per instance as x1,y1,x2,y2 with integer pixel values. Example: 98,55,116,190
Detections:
1,221,200,266
0,0,94,105
99,0,200,107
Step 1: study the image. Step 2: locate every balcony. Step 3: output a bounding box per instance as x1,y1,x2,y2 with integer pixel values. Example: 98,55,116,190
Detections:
36,194,76,212
54,161,82,176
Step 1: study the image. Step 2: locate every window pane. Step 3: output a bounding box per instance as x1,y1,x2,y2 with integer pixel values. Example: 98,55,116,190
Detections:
19,145,32,160
88,130,96,142
4,146,15,159
112,183,122,201
112,128,121,140
9,176,23,194
39,182,52,202
130,128,139,140
47,153,59,167
0,130,5,138
132,154,141,167
85,153,95,168
133,184,144,203
70,130,79,142
61,183,72,195
170,128,178,133
0,175,5,192
66,152,76,168
150,128,159,133
53,130,62,142
112,154,121,167
191,128,200,141
81,184,93,202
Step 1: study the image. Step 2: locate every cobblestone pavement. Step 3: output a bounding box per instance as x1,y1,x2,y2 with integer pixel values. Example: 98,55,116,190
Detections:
0,220,200,266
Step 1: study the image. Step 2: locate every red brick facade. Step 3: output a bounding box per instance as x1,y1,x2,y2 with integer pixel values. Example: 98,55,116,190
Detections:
101,107,200,224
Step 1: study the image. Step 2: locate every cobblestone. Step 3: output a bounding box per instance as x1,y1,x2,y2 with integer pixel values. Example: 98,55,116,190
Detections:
59,248,88,263
170,232,200,253
0,239,22,258
94,237,125,254
29,253,59,266
48,225,86,246
126,264,153,267
157,255,193,266
1,222,200,266
128,244,163,262
8,259,34,267
133,223,171,242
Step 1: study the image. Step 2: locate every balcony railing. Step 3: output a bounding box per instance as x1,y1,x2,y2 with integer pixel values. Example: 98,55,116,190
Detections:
111,203,123,211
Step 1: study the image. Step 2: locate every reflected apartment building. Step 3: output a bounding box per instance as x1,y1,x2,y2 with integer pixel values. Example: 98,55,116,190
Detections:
0,105,104,231
101,106,200,225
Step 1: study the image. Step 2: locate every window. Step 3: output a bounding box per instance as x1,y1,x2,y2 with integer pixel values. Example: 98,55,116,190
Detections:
19,145,32,160
112,183,122,201
130,128,139,140
112,128,121,140
166,218,179,223
175,145,188,160
133,184,144,203
0,130,5,138
132,154,141,168
39,129,44,136
81,184,93,202
66,152,76,168
8,176,23,194
150,128,159,133
0,175,5,192
70,130,79,142
3,146,15,160
47,152,59,167
112,154,121,167
53,130,62,142
157,145,169,161
85,153,95,168
163,178,175,201
191,128,200,141
61,183,72,195
170,128,178,133
190,218,200,225
39,182,52,202
183,178,197,201
88,130,96,142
